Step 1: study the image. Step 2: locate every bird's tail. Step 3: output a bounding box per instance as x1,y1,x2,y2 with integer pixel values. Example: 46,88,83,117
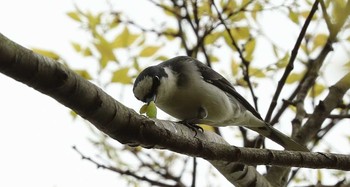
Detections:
247,123,309,152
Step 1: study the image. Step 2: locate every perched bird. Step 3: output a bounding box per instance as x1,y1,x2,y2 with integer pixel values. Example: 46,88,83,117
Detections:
133,56,308,151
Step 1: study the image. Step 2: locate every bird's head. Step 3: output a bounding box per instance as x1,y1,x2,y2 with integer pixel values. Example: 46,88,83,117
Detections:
133,65,168,104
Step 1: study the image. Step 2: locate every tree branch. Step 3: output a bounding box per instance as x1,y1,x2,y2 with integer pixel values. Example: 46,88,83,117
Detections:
265,0,319,122
211,0,259,111
73,146,183,187
1,33,350,186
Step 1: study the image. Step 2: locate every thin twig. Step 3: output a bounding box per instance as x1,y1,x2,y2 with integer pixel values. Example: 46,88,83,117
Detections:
318,0,333,38
191,157,197,187
72,146,183,187
265,0,320,122
211,0,259,111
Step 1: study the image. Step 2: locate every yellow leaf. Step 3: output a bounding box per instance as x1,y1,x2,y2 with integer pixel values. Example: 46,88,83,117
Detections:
209,55,219,63
74,70,92,80
70,110,78,119
32,48,60,60
309,83,326,97
86,11,101,30
164,28,177,40
317,170,323,182
286,72,303,84
155,56,169,61
162,4,176,17
67,11,81,22
301,11,317,20
199,124,215,132
313,34,328,49
197,2,211,17
205,32,221,45
140,46,160,57
230,12,245,22
245,39,256,61
231,59,239,75
251,3,262,20
249,67,265,78
231,27,250,40
111,67,132,84
112,26,140,48
139,104,148,114
71,42,81,52
289,10,299,24
83,47,92,57
94,34,116,67
276,53,290,68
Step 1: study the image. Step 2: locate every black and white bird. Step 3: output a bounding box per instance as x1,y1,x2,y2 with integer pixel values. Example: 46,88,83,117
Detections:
133,56,308,151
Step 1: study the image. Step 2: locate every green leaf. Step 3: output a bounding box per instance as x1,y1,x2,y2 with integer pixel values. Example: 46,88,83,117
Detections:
112,26,140,48
32,48,60,60
67,11,81,22
146,101,157,118
139,101,157,118
140,46,161,57
111,67,132,84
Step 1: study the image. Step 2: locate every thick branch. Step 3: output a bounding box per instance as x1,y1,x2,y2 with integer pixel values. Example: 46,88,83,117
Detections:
296,72,350,144
1,33,350,186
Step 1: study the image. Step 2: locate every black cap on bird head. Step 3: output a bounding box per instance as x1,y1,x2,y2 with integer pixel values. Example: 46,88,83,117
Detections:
133,65,168,103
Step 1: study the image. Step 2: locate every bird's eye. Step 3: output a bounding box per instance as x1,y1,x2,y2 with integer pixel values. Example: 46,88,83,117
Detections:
153,76,160,87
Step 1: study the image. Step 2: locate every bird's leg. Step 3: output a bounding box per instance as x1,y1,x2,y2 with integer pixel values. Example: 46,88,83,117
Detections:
179,107,207,135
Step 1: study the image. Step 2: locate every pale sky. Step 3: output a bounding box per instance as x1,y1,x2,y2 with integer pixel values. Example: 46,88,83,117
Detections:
0,0,349,186
0,0,130,186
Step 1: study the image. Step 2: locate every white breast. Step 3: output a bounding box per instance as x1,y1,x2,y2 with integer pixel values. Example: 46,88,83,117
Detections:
155,67,244,126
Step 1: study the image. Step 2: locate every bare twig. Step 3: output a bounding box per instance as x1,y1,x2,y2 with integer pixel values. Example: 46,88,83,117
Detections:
73,146,184,187
265,0,319,122
211,0,259,111
191,157,197,187
318,0,333,37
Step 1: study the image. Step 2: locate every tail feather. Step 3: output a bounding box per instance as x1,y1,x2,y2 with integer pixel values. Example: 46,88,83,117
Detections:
247,124,309,152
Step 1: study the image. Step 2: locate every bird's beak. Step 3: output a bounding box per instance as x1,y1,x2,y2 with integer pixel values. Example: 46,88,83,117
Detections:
146,94,156,104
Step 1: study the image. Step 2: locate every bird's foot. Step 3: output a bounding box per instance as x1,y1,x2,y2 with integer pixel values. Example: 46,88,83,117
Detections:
179,120,203,136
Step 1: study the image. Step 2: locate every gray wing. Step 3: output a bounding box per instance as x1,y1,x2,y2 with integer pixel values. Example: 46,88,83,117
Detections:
192,59,263,120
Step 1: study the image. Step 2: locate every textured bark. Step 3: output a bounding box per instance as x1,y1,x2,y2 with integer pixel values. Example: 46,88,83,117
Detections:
1,33,350,186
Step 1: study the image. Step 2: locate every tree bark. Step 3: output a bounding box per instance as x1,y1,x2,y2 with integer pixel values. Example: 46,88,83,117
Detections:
1,33,350,186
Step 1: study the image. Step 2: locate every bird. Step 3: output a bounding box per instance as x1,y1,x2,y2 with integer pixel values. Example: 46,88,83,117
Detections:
133,56,308,151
